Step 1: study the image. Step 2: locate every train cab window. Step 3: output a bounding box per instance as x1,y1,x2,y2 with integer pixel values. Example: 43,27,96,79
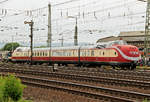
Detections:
91,50,94,56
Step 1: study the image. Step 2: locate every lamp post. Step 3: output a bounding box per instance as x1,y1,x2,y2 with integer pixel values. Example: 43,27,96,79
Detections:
67,16,78,46
24,20,34,65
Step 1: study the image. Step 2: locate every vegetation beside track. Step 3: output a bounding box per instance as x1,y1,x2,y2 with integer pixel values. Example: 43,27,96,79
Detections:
143,99,150,102
0,74,32,102
136,66,150,70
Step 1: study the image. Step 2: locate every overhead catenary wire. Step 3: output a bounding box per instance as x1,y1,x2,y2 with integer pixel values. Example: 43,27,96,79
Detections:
0,0,146,46
0,0,9,4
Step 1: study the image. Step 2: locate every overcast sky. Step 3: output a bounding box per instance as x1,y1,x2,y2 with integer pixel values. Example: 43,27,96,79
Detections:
0,0,147,47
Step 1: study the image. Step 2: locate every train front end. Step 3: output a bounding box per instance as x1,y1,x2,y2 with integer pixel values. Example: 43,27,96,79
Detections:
111,42,141,69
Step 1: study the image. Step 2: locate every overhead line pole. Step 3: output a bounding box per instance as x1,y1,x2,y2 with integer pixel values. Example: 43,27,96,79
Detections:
47,3,52,47
74,17,78,46
24,20,34,65
47,3,53,67
144,0,150,65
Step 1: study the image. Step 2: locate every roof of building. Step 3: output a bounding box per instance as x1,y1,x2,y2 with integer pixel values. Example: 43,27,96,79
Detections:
97,31,146,43
119,31,144,37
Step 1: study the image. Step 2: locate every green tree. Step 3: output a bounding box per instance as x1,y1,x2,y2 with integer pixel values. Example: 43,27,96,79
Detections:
2,75,25,102
2,42,20,51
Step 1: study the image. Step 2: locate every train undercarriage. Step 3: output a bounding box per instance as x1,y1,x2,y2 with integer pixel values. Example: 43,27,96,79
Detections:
10,59,137,70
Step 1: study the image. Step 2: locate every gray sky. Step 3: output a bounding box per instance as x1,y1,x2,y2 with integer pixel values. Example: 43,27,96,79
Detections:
0,0,147,47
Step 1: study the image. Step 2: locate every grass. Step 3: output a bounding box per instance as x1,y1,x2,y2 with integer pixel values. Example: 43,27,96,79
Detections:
143,99,150,102
136,66,150,70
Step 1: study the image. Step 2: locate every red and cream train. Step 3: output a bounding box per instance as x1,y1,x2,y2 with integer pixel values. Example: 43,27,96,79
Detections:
11,40,141,70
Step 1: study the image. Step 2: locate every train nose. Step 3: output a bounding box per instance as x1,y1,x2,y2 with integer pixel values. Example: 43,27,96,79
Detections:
128,46,140,57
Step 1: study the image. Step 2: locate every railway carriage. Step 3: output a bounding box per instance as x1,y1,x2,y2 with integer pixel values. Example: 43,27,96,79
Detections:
11,40,141,70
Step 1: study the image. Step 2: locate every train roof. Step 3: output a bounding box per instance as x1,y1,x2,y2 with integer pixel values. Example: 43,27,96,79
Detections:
14,40,127,52
14,45,97,52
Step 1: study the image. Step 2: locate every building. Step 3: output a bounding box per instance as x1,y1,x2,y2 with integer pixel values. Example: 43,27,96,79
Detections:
97,31,147,48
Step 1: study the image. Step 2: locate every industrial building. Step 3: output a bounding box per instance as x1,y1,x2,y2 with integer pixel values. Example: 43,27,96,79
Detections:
97,31,147,48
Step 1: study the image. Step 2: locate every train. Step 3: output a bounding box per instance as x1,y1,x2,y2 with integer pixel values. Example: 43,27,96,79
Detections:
0,51,12,62
9,40,141,70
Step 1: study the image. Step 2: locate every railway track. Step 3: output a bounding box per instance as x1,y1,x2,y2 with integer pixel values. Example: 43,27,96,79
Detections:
1,63,150,82
2,73,149,102
1,63,150,101
0,67,150,90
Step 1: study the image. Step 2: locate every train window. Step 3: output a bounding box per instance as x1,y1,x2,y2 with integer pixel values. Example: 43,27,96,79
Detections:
87,51,90,56
84,51,86,56
103,52,105,55
91,50,94,56
60,51,63,56
81,51,84,56
37,52,39,56
40,52,42,56
45,52,48,56
63,51,66,56
32,52,34,56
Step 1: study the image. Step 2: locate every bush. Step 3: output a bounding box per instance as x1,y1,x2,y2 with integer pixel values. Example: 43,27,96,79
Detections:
143,99,150,102
0,75,27,102
0,76,5,101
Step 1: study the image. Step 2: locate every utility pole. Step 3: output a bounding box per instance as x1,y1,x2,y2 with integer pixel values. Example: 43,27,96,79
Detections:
59,36,64,47
47,3,53,68
24,20,34,65
11,35,14,52
68,16,78,46
74,17,78,46
47,3,52,47
61,36,64,47
144,0,150,65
